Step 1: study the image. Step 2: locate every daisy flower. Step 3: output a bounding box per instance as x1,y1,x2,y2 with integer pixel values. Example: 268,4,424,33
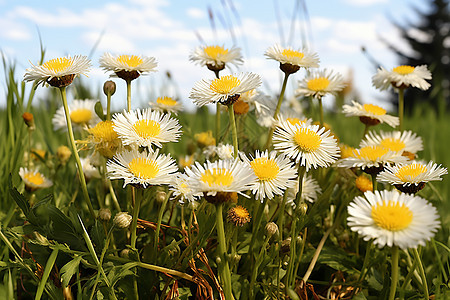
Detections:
189,72,262,106
24,55,91,88
360,131,423,159
275,113,313,128
265,44,320,74
53,99,101,131
286,175,322,206
189,45,243,71
19,168,53,191
227,205,251,226
112,108,181,148
87,120,122,158
241,151,298,201
215,143,235,160
170,173,203,204
99,53,157,81
372,65,431,91
337,146,408,174
232,89,270,116
342,101,399,128
185,159,256,202
80,156,101,181
273,122,340,171
347,190,440,249
194,131,216,148
149,96,183,115
377,161,448,194
296,69,346,99
107,148,178,188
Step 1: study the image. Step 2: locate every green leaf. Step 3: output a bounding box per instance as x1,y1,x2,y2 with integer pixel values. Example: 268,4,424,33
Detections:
60,255,83,287
95,101,105,121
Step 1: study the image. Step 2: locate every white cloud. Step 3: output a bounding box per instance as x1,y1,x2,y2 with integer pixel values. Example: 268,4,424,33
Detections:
343,0,388,6
83,31,136,53
187,7,205,19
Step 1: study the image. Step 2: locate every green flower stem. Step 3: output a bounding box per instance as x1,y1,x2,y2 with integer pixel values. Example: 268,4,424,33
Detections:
389,246,400,300
412,247,429,300
27,128,32,169
35,247,59,300
154,191,173,255
108,179,122,212
398,88,405,131
277,192,289,242
363,124,370,139
371,173,378,191
432,238,448,282
59,87,96,220
228,103,239,158
216,102,221,144
130,187,141,251
318,96,324,127
215,203,234,300
265,73,290,149
249,233,271,300
292,227,307,285
357,240,373,285
126,79,132,112
106,91,112,121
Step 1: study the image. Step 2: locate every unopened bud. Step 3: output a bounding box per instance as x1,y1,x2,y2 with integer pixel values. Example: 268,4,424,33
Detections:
265,222,279,238
298,202,308,216
103,80,116,96
113,212,132,229
120,249,130,259
22,112,35,129
98,208,111,222
156,191,167,204
56,146,72,165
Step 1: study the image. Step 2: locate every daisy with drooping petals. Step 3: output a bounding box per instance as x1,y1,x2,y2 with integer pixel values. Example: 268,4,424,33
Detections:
169,173,203,204
265,44,320,74
24,55,91,88
377,161,448,194
273,122,340,171
99,53,157,81
360,131,423,159
19,168,53,191
112,108,181,149
337,146,407,174
286,175,322,206
189,45,243,71
53,99,101,131
241,150,297,202
107,148,178,188
296,69,346,99
372,65,431,91
343,101,399,128
189,73,262,106
87,120,122,158
149,96,183,115
185,159,256,201
347,190,440,249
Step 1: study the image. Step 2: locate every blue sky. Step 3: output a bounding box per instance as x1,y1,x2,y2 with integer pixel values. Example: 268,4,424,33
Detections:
0,0,428,112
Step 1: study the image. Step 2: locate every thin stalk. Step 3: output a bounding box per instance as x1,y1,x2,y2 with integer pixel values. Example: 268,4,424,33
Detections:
277,192,289,242
412,247,429,300
27,128,32,169
389,246,399,300
59,87,96,219
356,240,373,285
35,247,59,300
432,238,448,283
214,70,221,144
249,234,271,300
371,173,378,191
215,203,234,300
130,187,141,250
398,88,405,131
362,124,370,139
126,79,132,112
154,191,173,254
318,96,324,127
265,73,290,149
228,104,239,158
106,92,112,121
108,179,121,212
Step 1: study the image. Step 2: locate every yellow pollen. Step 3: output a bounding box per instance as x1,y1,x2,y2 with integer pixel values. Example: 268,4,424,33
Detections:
395,164,427,182
307,77,330,91
393,65,415,75
24,172,45,186
88,121,118,142
156,96,177,107
70,109,92,124
128,158,159,180
201,168,234,187
380,138,405,152
293,128,322,152
204,46,229,59
117,55,143,68
355,175,373,193
210,75,241,94
363,104,386,116
132,120,161,139
354,146,389,161
287,117,307,126
340,145,355,159
42,57,73,73
371,200,413,231
282,49,305,59
250,157,280,181
232,206,250,219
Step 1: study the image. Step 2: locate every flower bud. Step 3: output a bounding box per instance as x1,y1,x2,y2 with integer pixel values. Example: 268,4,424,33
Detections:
98,208,111,222
113,212,132,229
22,112,35,129
120,249,130,259
103,80,116,96
155,191,167,204
265,222,279,238
56,146,72,165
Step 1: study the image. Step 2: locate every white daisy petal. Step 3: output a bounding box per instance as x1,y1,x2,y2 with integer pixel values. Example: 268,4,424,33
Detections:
372,65,432,91
360,130,423,156
265,44,320,68
52,99,101,131
19,167,53,191
337,145,408,170
286,175,322,206
343,101,399,128
99,53,157,75
296,69,346,99
377,160,448,186
148,96,183,115
189,45,243,69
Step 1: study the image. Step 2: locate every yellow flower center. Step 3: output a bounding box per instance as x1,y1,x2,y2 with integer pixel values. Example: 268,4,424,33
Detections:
371,200,413,231
204,46,229,59
353,146,389,161
42,57,73,73
70,108,92,124
293,128,322,152
201,168,234,187
210,75,241,94
355,175,373,193
128,158,159,180
156,96,177,107
250,157,280,181
307,77,330,91
282,49,305,59
117,55,143,68
340,145,355,159
233,99,250,115
89,121,118,142
393,65,415,75
363,104,386,115
24,172,45,186
132,120,161,139
380,138,405,152
287,117,307,126
394,164,427,182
